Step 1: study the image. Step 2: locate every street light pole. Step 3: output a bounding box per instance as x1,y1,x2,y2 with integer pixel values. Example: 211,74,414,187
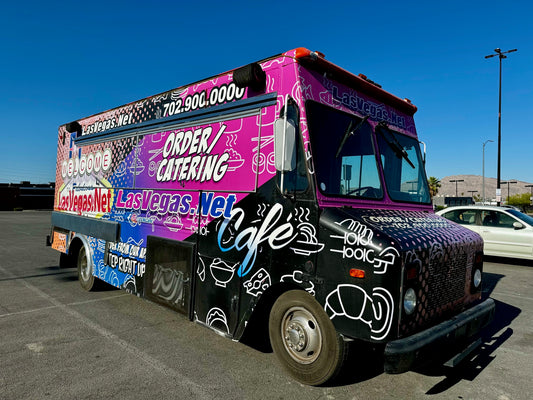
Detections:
526,184,533,208
450,179,464,197
485,48,517,206
501,180,517,203
482,139,493,204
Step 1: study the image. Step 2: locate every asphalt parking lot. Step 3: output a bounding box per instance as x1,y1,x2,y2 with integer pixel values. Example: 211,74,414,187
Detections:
1,211,532,400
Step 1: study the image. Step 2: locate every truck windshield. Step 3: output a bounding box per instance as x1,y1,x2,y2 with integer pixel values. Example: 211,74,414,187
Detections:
306,101,430,204
306,101,383,199
376,123,430,204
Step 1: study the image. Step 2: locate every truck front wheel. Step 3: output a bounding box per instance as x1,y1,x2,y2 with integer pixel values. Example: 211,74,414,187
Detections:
269,290,347,385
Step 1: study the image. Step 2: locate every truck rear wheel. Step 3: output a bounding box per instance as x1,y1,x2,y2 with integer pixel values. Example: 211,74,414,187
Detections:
269,290,347,385
77,245,97,291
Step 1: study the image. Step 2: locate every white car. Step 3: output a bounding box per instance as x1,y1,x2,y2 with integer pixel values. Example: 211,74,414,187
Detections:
436,205,533,260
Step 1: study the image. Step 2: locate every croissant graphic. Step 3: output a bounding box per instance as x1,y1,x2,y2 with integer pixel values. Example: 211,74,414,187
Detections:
324,284,394,340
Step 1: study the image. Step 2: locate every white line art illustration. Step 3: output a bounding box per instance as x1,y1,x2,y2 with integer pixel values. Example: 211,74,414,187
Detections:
209,258,237,287
163,215,183,232
373,247,400,275
122,275,137,293
150,131,164,143
115,161,127,177
226,148,245,171
197,257,206,282
330,218,398,273
97,239,106,254
331,219,374,246
148,147,164,177
96,259,106,280
108,269,119,287
280,270,315,296
290,222,324,256
251,134,275,174
114,209,125,222
324,284,394,340
206,307,229,334
129,159,145,176
170,89,187,100
125,236,144,248
243,268,271,297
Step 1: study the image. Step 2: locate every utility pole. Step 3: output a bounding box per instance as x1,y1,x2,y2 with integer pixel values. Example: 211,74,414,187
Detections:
501,180,517,203
526,184,533,207
482,139,493,204
485,48,517,206
450,179,464,197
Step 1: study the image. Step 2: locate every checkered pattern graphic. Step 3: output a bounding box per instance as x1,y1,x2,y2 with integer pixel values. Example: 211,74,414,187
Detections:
358,209,482,337
106,137,136,188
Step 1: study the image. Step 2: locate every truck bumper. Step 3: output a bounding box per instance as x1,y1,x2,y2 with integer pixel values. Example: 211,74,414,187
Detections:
384,298,495,373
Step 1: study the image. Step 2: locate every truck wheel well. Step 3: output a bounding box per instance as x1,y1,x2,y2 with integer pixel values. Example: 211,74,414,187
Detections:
240,282,304,352
61,236,84,268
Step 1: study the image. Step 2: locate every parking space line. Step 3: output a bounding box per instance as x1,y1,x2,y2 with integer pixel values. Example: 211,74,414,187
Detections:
0,294,130,319
0,265,212,399
490,291,533,302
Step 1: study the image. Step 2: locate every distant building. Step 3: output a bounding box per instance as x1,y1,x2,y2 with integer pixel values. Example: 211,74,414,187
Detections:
444,196,474,207
0,182,55,211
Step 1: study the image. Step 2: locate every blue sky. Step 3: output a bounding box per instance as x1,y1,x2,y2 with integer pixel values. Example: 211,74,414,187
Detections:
1,0,531,185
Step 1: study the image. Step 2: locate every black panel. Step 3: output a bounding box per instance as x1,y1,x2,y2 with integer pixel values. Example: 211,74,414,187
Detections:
51,211,120,242
145,236,195,319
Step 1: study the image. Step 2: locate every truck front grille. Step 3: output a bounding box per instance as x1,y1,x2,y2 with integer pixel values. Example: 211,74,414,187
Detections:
400,248,471,337
426,253,467,312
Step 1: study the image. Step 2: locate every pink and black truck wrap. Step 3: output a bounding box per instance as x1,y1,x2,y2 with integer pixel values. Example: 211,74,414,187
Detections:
49,48,494,385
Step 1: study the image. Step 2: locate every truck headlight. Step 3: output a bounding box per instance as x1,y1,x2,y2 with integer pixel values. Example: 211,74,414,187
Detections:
403,288,417,315
472,252,483,292
473,269,482,288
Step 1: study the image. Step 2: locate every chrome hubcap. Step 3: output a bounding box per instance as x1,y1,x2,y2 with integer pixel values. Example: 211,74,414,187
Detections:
281,306,322,364
79,247,90,281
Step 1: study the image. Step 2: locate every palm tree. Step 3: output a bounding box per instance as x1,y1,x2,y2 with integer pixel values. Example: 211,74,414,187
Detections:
428,176,441,198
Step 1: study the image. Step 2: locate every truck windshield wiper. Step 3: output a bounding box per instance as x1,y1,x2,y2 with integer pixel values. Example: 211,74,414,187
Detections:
376,122,415,169
335,115,369,158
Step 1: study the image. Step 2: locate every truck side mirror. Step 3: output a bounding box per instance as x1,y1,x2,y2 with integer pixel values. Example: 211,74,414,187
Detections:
274,118,296,172
419,140,427,165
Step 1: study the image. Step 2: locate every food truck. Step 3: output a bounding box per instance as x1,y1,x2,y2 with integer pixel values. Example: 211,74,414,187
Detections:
48,48,494,385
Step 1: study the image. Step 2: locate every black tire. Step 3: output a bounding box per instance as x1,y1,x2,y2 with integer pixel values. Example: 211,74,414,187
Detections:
77,244,97,291
269,290,347,385
59,251,74,268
